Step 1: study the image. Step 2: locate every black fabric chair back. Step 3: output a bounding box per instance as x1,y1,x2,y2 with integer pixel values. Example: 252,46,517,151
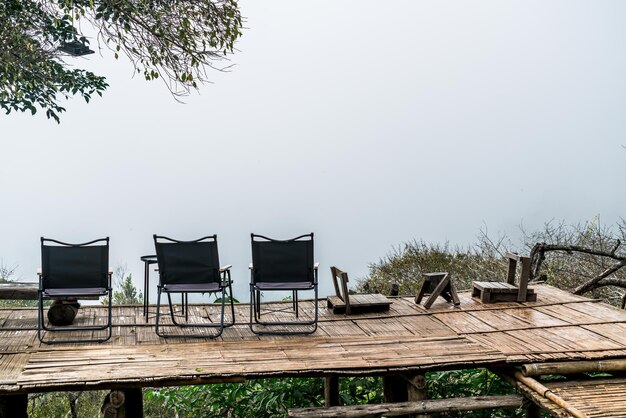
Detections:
41,238,109,290
251,234,314,284
154,235,221,286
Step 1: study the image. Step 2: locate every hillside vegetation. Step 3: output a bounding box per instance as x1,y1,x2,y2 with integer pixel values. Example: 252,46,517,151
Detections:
358,219,626,307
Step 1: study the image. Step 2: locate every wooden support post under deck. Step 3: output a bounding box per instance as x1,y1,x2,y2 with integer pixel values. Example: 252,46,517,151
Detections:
123,388,144,418
324,376,340,407
383,375,409,418
0,394,27,418
526,402,542,418
384,375,408,403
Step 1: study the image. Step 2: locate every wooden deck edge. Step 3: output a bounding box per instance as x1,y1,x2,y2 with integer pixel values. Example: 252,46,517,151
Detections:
7,358,509,395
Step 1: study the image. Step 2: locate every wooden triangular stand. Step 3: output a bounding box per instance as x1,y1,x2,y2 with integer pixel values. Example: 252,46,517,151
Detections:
415,272,460,309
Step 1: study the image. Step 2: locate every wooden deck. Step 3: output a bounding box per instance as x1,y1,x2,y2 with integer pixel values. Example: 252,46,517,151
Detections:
2,284,626,415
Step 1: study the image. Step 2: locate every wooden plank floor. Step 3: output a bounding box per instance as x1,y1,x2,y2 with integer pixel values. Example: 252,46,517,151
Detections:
3,284,626,397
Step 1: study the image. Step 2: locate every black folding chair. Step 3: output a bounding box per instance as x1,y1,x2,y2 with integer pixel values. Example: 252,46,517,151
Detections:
153,234,234,338
249,233,318,335
38,237,112,344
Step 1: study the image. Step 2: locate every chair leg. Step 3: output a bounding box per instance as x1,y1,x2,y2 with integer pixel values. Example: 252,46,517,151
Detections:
249,286,319,335
249,284,259,331
38,290,113,345
226,283,235,327
255,290,261,321
157,289,225,339
155,288,163,337
167,292,183,326
37,292,45,343
184,293,189,322
167,292,174,322
249,285,254,327
102,289,113,342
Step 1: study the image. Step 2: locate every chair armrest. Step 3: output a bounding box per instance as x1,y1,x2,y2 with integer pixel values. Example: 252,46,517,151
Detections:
37,268,42,277
220,265,232,284
313,263,319,284
249,263,253,270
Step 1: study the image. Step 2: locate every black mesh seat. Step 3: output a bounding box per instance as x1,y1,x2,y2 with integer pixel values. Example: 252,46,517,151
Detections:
249,233,318,335
38,237,112,344
44,288,108,297
153,234,235,339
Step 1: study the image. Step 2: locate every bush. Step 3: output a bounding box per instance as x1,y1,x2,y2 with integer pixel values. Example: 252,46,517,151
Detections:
426,369,525,418
357,238,507,296
144,378,324,418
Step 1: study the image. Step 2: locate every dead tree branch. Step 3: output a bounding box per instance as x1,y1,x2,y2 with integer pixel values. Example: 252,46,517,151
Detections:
529,241,626,296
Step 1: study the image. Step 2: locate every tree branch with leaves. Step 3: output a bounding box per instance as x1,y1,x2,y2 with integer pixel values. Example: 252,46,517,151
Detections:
0,0,242,122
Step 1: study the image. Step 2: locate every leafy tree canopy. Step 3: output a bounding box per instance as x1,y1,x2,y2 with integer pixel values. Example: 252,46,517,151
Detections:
0,0,242,122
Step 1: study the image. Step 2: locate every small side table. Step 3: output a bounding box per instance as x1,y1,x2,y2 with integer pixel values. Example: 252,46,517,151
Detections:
140,255,158,322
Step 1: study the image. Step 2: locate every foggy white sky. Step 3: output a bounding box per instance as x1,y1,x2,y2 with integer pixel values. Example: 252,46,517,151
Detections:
1,0,625,300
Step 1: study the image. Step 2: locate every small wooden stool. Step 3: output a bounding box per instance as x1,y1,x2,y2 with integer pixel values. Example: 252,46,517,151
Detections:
471,253,537,303
327,267,391,314
415,272,460,309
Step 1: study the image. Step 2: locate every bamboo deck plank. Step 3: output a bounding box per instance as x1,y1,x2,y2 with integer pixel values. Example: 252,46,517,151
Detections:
2,310,37,330
387,297,420,315
467,309,534,329
0,354,29,385
318,321,366,338
584,323,626,346
525,286,590,304
499,307,569,328
0,330,35,352
394,315,454,337
544,326,624,351
568,302,626,322
506,328,583,353
434,312,497,333
535,304,601,324
355,318,418,337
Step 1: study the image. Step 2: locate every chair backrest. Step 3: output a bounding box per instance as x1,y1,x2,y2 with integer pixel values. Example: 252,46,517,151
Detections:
330,266,350,301
251,233,314,284
154,235,221,286
40,237,109,290
330,266,351,314
505,252,531,302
